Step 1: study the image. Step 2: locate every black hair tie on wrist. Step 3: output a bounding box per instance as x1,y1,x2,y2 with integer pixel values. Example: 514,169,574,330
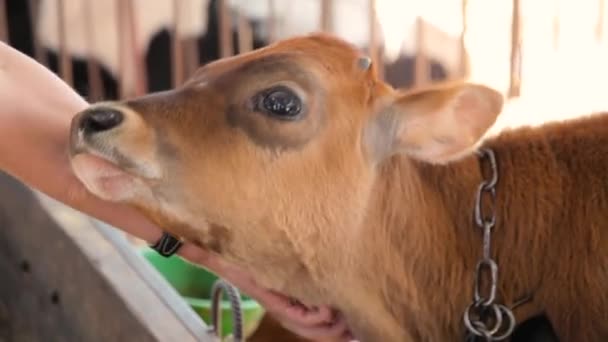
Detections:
150,232,183,257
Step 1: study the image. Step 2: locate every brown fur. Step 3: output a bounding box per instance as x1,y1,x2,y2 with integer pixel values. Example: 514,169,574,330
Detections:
68,33,608,341
357,113,608,340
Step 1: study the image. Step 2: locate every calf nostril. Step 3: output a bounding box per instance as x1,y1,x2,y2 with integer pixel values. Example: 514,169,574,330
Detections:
80,108,124,134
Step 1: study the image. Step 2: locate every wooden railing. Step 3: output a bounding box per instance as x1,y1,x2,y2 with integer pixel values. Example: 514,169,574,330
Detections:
0,171,215,341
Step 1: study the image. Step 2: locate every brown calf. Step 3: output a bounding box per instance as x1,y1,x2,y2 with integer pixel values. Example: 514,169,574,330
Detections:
68,33,608,341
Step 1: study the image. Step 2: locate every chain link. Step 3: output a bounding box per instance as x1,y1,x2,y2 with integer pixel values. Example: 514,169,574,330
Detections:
463,148,516,341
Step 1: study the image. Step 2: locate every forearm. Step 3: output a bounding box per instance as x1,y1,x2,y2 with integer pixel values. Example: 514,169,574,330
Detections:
0,42,160,242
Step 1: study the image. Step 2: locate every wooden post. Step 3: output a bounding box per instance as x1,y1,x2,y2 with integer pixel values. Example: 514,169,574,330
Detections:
127,0,147,96
27,0,48,67
414,17,429,87
237,11,253,54
0,171,215,341
117,0,126,97
320,0,333,32
267,0,277,43
172,0,185,87
83,0,103,101
368,0,383,80
459,0,469,79
117,0,147,99
183,38,199,80
217,0,233,58
57,0,73,87
175,2,199,81
0,0,7,43
508,0,522,98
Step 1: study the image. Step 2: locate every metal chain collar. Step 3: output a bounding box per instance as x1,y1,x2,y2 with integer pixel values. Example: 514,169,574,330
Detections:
463,148,516,341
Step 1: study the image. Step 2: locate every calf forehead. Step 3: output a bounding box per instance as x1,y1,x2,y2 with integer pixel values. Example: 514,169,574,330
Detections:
213,54,320,93
192,34,370,85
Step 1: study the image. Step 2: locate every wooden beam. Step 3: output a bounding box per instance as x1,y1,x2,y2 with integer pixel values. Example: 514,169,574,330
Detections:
27,0,48,67
414,17,429,87
117,0,147,98
237,11,253,54
368,0,383,80
0,172,215,341
217,0,233,58
459,0,469,79
508,0,522,98
83,0,103,101
126,0,147,96
320,0,333,32
0,0,7,43
56,0,73,87
117,0,129,98
183,37,199,79
267,0,277,43
172,0,185,87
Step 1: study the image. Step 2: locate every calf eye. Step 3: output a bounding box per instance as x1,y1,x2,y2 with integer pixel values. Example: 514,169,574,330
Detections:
256,86,302,120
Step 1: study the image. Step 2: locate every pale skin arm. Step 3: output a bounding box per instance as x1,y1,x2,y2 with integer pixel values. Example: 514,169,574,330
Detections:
0,42,352,340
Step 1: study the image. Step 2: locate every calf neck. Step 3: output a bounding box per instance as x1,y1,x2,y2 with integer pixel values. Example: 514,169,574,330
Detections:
67,33,608,341
352,114,608,340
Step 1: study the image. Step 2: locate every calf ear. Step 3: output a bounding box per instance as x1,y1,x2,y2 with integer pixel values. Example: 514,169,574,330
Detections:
366,82,503,164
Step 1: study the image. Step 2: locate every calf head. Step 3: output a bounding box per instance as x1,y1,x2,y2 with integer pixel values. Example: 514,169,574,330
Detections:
69,34,503,307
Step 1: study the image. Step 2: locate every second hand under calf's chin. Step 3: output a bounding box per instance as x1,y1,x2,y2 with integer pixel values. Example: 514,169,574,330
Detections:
177,243,351,337
220,267,353,338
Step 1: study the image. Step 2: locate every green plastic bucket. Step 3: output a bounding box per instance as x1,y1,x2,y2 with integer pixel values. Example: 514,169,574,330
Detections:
139,247,265,338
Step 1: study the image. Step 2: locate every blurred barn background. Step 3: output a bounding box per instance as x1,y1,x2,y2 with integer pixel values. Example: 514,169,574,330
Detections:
3,0,608,132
